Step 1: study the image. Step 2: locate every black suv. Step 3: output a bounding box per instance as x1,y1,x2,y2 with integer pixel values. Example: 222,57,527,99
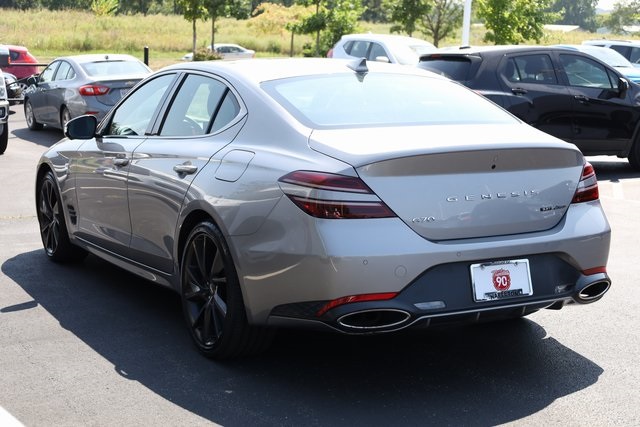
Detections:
419,45,640,169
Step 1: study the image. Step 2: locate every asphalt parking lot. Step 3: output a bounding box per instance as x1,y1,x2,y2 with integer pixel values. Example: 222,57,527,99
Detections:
1,108,639,426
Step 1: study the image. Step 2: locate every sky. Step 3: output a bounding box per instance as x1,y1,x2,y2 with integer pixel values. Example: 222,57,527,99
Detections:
598,0,615,10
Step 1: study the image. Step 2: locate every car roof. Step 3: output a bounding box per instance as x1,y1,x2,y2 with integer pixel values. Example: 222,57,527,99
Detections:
55,53,144,64
433,45,574,55
161,57,444,84
583,39,640,46
4,45,29,52
340,33,434,45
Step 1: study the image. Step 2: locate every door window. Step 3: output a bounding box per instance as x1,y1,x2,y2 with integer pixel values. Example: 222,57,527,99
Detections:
107,73,175,136
559,54,615,89
54,61,75,81
512,55,557,84
39,62,58,83
159,74,240,136
369,43,387,61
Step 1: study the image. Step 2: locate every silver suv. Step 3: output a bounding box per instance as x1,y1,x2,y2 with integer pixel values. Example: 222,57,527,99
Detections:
583,39,640,66
0,45,10,155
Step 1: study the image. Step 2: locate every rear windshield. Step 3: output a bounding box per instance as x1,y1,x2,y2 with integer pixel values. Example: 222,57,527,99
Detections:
419,57,473,81
262,72,517,129
81,60,149,77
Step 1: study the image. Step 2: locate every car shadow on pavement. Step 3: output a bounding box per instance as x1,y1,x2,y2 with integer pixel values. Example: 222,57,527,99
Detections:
11,126,62,148
2,250,603,426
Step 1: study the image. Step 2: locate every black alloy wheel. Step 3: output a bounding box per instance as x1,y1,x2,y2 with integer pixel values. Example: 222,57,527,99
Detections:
36,171,85,262
180,221,271,359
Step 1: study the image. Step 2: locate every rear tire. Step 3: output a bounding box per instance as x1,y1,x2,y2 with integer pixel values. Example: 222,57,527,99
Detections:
180,221,273,359
0,123,7,155
25,100,43,131
60,106,71,130
36,170,86,262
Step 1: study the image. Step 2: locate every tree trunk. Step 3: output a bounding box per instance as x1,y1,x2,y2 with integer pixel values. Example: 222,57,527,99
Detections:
192,19,197,58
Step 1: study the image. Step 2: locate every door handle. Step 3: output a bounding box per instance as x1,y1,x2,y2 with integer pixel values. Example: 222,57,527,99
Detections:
512,87,527,95
574,95,589,104
113,158,129,167
173,164,198,175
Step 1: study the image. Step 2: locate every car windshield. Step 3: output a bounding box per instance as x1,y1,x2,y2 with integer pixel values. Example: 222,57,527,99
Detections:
263,72,518,128
81,60,149,77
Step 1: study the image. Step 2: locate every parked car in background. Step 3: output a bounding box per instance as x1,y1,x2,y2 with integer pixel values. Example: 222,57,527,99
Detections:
419,45,640,169
0,44,39,80
583,39,640,66
3,72,23,105
24,53,151,131
554,44,640,83
36,58,611,359
181,43,256,61
328,33,436,65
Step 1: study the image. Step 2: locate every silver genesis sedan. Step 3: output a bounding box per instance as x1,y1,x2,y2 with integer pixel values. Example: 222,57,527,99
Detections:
35,58,612,359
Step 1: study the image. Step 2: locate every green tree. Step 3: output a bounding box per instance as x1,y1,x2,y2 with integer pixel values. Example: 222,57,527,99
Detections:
551,0,598,32
294,0,362,56
385,0,432,37
206,0,227,50
605,0,640,34
321,0,364,50
421,0,463,47
177,0,208,56
477,0,558,44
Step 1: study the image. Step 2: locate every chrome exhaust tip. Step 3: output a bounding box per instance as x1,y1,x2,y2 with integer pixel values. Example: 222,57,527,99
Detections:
572,278,611,304
338,309,411,330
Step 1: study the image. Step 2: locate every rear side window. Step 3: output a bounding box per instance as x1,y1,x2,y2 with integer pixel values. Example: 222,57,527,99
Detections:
512,54,557,84
419,57,473,81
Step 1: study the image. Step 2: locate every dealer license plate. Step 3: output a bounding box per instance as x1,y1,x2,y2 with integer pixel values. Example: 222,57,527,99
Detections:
470,259,533,302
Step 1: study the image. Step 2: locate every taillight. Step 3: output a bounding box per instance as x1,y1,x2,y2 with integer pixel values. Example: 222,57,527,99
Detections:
278,171,396,219
79,85,110,96
572,162,599,203
316,292,398,316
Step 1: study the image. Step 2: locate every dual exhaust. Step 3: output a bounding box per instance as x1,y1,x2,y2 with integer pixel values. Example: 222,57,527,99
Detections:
335,277,611,331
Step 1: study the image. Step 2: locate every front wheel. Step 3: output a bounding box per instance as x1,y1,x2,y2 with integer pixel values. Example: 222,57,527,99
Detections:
25,100,43,131
36,170,86,262
180,221,272,359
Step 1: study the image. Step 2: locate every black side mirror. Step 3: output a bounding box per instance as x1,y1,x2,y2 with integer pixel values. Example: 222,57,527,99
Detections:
26,75,39,86
618,77,630,99
65,115,97,139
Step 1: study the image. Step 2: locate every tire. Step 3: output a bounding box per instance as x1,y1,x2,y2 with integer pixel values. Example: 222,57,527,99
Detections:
24,100,43,131
0,123,7,155
629,142,640,171
60,106,71,130
36,170,86,262
180,221,272,359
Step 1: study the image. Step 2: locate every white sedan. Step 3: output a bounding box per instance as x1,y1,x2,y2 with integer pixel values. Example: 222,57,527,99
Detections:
182,43,255,61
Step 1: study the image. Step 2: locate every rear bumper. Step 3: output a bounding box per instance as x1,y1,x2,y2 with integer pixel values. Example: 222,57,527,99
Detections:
268,254,611,333
233,198,610,325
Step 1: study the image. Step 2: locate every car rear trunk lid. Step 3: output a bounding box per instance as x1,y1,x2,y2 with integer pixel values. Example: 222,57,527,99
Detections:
309,124,584,241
